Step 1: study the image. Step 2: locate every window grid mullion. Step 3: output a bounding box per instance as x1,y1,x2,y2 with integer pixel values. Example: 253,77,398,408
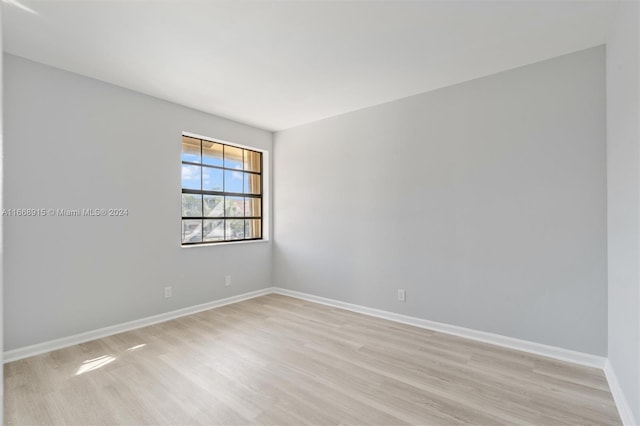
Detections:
181,161,261,175
223,144,227,240
200,139,204,238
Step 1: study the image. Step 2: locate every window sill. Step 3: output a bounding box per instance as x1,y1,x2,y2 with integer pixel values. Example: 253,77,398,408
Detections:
181,239,269,249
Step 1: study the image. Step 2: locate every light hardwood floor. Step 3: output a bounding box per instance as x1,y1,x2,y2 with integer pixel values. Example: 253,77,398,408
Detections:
4,294,621,425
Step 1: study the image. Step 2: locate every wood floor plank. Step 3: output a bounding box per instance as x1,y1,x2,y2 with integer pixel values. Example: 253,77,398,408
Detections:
4,294,621,425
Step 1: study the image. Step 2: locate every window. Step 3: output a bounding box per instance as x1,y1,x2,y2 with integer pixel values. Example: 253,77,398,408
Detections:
181,135,263,245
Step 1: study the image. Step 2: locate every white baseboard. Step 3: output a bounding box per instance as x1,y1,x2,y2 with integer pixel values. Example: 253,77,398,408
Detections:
6,285,629,422
604,360,638,426
5,286,609,371
3,287,274,363
5,286,606,369
272,287,607,369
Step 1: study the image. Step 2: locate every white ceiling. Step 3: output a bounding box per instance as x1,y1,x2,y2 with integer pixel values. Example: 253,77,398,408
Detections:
3,0,618,131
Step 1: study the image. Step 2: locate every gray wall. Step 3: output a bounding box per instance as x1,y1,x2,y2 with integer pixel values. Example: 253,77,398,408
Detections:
606,0,640,422
3,55,272,351
0,5,4,418
274,47,607,355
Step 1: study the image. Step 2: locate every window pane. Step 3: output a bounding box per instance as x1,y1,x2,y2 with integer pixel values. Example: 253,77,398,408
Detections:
245,198,261,217
226,219,245,240
182,220,202,243
224,145,243,169
202,141,223,167
244,173,261,195
202,167,223,191
244,150,261,172
245,219,261,239
203,219,224,242
203,195,224,217
225,196,244,217
181,164,201,190
224,170,243,193
182,136,201,163
182,194,202,217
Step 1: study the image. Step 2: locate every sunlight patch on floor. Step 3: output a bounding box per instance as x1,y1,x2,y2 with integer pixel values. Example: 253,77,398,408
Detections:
76,355,116,376
127,344,146,352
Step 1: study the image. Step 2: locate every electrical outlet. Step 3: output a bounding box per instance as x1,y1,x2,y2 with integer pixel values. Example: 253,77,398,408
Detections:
225,275,232,286
164,286,172,298
397,289,406,302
